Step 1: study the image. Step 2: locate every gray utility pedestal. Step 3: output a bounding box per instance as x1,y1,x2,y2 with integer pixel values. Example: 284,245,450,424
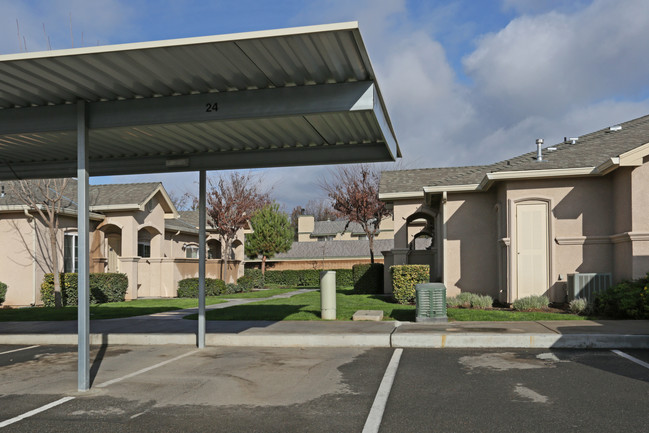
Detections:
320,271,336,320
415,283,448,323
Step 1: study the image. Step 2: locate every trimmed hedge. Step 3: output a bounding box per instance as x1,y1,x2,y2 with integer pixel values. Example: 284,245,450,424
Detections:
243,269,265,289
0,281,6,304
177,278,226,298
391,265,429,304
245,268,355,288
236,275,260,291
594,274,649,319
41,273,128,307
335,269,353,287
352,264,384,293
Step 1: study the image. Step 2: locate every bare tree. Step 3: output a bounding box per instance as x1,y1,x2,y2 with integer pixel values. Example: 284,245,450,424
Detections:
169,190,197,211
206,172,271,282
5,178,71,307
320,165,391,264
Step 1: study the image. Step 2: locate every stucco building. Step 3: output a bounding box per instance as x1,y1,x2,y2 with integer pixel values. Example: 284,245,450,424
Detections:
380,114,649,303
0,180,244,306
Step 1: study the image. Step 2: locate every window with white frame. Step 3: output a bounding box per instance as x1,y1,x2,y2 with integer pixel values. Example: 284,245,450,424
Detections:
64,233,78,273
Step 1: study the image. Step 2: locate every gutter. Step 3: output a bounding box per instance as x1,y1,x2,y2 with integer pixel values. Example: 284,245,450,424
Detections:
378,191,424,201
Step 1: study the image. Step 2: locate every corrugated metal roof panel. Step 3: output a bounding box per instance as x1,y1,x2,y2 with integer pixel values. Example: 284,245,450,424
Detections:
0,22,400,179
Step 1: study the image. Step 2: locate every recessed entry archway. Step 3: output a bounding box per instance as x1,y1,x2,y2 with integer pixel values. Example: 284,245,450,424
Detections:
0,22,400,391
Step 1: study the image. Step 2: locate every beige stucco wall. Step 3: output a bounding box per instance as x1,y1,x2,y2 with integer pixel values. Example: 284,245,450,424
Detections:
392,199,424,249
443,191,499,298
504,176,615,302
0,212,102,306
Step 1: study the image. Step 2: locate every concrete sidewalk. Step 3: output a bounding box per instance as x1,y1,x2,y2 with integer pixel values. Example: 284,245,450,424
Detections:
1,315,648,349
1,289,648,348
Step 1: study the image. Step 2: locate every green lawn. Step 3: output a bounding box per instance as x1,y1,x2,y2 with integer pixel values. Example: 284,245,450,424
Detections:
0,288,296,322
448,308,588,321
185,288,587,322
186,288,416,321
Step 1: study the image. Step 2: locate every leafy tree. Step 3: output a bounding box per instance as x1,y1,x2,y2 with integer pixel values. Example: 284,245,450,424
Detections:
206,172,270,282
320,164,391,264
4,178,71,307
245,204,293,275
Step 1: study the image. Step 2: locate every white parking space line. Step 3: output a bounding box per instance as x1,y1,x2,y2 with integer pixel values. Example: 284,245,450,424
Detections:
96,349,200,388
362,348,403,433
0,345,40,356
612,350,649,369
0,396,74,428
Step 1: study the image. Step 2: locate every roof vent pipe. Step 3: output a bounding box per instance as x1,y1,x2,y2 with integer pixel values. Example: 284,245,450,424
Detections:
536,138,544,162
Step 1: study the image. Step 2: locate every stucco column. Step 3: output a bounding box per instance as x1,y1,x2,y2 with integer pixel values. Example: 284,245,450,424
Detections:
120,219,139,299
383,248,410,294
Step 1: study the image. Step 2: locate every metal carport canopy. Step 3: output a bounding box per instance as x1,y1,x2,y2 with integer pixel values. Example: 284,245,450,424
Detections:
0,22,399,391
0,21,399,178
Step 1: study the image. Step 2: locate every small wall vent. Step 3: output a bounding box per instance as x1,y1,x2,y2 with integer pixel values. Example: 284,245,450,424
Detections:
608,125,622,132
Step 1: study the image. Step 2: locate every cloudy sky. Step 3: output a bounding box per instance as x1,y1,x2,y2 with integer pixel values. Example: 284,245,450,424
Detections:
3,0,649,210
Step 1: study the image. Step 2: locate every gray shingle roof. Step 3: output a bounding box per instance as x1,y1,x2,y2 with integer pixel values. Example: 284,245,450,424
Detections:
381,113,649,194
260,239,395,260
311,220,377,236
0,179,161,208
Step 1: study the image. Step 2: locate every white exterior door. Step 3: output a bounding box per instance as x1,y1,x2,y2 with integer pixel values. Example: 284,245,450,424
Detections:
516,202,549,299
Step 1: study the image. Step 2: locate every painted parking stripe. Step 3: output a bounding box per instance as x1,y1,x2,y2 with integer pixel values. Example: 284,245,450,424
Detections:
0,345,40,356
362,348,403,433
96,349,199,388
0,396,74,428
612,350,649,369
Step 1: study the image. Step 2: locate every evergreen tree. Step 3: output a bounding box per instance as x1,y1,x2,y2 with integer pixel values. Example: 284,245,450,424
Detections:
245,204,293,274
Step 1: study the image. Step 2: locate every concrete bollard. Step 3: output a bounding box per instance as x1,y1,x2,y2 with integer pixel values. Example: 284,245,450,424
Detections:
320,271,336,320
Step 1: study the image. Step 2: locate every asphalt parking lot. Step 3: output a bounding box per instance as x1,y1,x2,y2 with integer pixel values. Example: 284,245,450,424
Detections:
1,344,648,432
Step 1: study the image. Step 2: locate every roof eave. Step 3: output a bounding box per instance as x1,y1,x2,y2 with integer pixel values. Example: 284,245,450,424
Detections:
378,191,424,201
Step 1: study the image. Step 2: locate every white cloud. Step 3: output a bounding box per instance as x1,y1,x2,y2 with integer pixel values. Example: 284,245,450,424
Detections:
8,0,649,208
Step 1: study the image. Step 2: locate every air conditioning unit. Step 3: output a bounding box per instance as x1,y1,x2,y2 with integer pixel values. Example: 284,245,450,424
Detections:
567,273,611,303
415,283,447,322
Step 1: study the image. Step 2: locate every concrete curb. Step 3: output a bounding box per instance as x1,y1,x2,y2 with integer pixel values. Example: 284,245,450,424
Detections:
390,333,649,349
2,332,649,349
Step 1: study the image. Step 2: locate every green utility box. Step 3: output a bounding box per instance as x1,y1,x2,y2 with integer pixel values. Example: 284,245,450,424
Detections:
415,283,447,323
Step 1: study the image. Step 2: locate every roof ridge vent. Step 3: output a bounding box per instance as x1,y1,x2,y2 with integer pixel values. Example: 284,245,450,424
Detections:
564,136,579,144
608,124,622,132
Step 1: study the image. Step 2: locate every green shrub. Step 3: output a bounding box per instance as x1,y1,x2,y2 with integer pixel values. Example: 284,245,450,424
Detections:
594,275,649,319
244,269,265,288
247,268,355,288
353,264,384,293
41,273,128,306
177,278,226,298
569,298,590,315
236,275,258,291
512,295,550,311
446,292,493,309
225,283,243,294
0,281,6,304
391,265,429,304
335,269,354,287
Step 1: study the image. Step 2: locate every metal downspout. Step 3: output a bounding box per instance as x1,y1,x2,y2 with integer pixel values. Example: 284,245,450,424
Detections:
441,191,447,288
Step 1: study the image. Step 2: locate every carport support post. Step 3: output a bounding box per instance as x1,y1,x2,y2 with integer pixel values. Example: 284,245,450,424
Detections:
77,100,90,391
198,170,206,348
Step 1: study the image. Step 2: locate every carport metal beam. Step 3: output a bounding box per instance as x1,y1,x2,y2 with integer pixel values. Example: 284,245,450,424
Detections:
0,82,376,135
